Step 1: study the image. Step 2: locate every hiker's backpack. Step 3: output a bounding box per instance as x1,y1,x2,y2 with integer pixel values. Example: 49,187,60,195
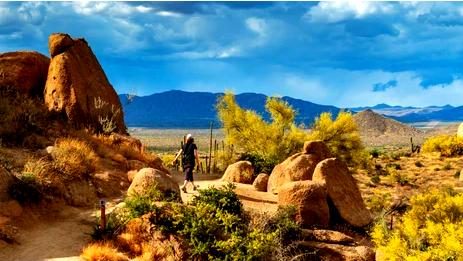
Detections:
182,143,195,167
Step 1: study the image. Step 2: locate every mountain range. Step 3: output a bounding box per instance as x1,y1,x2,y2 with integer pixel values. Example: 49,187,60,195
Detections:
119,90,462,128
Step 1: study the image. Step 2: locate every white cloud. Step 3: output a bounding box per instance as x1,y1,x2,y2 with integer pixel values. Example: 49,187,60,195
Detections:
246,17,267,37
306,1,394,23
156,11,182,18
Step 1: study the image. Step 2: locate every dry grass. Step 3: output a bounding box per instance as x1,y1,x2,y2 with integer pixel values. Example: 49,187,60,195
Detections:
138,232,185,261
116,217,151,257
52,137,97,178
357,148,463,216
81,242,129,261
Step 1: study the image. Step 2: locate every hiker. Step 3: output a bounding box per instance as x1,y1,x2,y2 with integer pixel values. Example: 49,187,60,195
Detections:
172,133,200,193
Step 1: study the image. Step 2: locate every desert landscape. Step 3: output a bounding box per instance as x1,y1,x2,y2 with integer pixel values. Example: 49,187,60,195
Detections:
2,2,463,261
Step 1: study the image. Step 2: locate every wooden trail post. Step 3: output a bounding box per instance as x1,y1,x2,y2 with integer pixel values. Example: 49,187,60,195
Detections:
208,121,213,174
99,199,106,232
213,139,217,173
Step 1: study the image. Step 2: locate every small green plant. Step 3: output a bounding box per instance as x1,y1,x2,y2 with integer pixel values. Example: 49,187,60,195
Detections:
415,161,424,167
371,175,381,184
442,162,452,170
90,212,128,241
370,149,381,158
8,173,42,204
124,185,177,218
454,170,461,178
191,183,242,215
390,152,400,161
386,163,401,170
391,172,409,186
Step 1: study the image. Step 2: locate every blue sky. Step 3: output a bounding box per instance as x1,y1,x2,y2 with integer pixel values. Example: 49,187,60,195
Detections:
1,1,463,107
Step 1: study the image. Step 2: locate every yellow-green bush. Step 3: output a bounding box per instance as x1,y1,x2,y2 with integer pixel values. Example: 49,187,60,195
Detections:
308,111,368,167
372,189,463,260
217,92,306,164
422,134,463,157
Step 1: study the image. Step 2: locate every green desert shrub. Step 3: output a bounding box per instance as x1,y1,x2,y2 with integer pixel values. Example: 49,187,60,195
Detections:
0,86,50,146
238,152,278,175
422,134,463,157
217,92,306,165
191,183,242,216
307,111,368,168
415,161,424,167
372,189,463,260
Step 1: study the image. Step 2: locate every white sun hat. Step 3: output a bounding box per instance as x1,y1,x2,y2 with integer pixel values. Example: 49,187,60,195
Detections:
186,133,193,140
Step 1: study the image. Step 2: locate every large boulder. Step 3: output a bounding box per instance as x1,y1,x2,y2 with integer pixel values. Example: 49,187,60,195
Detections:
277,180,330,227
268,141,331,194
128,168,180,200
458,123,463,138
0,167,15,202
0,51,50,96
221,161,254,184
312,158,372,228
303,140,332,159
252,173,269,192
44,33,126,133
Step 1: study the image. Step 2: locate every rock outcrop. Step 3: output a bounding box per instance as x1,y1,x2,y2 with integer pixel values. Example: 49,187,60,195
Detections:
297,241,375,261
312,158,372,227
0,167,15,202
221,161,254,184
0,51,50,96
128,168,180,200
300,229,355,245
268,141,331,194
252,173,269,192
277,180,330,227
44,33,126,133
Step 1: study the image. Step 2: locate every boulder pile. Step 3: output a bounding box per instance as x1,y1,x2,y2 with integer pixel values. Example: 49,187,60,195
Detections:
220,141,372,229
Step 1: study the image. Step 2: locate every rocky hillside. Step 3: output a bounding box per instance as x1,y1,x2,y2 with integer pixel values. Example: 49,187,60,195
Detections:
354,109,423,146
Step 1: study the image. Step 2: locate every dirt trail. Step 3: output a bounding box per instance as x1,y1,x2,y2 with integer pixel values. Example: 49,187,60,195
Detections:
0,206,96,261
172,171,279,213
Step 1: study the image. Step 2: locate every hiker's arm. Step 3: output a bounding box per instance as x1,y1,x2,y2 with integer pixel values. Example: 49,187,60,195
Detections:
172,149,183,164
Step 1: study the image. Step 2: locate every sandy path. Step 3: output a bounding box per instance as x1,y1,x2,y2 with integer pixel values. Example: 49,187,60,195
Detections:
0,206,96,261
172,172,279,213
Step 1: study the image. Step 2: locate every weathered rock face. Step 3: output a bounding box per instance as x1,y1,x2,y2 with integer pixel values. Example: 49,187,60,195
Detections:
268,141,331,194
458,123,463,138
312,158,372,228
44,33,126,133
221,161,254,184
128,168,180,200
277,180,330,227
252,173,269,192
297,241,375,261
0,167,15,202
303,140,332,159
300,229,355,245
0,51,50,96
